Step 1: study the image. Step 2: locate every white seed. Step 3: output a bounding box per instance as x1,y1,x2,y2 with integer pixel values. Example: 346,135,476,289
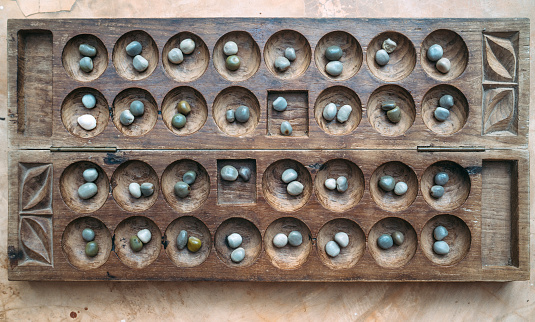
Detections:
273,233,288,248
324,178,337,190
77,114,97,130
137,228,152,244
129,182,142,199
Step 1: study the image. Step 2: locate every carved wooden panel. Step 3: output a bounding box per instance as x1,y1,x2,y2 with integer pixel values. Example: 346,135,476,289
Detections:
18,163,53,214
18,215,53,266
483,87,517,135
482,32,520,136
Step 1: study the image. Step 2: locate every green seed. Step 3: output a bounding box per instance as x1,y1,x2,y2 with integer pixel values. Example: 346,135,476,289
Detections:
177,100,191,115
79,44,97,57
79,57,94,72
187,236,202,252
129,235,143,252
85,241,99,257
172,113,187,129
325,45,343,61
387,106,401,123
82,228,95,242
174,181,191,198
381,101,397,111
226,55,241,71
182,170,197,185
392,231,405,246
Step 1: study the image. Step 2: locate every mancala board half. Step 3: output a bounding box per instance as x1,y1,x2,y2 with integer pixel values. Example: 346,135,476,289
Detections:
7,18,529,281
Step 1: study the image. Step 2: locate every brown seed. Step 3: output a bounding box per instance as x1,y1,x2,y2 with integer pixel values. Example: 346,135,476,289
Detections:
177,100,191,115
187,236,202,252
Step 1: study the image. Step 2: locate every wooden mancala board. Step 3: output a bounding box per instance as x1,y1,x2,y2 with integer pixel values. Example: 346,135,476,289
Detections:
7,18,530,281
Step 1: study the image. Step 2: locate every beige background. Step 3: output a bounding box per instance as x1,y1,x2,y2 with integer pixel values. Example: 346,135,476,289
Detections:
1,0,534,320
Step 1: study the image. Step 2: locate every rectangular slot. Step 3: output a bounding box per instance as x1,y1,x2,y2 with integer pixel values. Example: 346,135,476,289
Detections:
481,160,519,267
267,91,309,137
217,159,257,205
17,30,53,136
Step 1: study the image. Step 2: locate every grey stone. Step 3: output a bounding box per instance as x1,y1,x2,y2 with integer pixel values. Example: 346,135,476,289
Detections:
280,121,292,136
174,181,191,198
133,55,149,72
439,95,454,109
394,181,408,196
79,57,93,72
334,232,349,248
130,100,145,117
325,240,341,257
336,105,352,123
79,44,97,57
78,182,98,200
221,165,239,181
434,107,450,122
433,241,450,255
382,38,397,53
129,182,142,199
434,172,449,186
379,175,396,192
324,178,336,190
83,168,98,182
436,57,451,73
82,228,95,242
126,41,142,56
387,106,401,123
231,247,245,263
325,61,343,76
182,171,197,185
273,97,287,112
322,103,337,121
177,230,188,250
77,115,96,130
137,229,152,244
274,56,291,72
285,47,297,61
427,44,443,62
430,185,445,198
287,181,304,196
375,49,390,66
273,233,288,248
226,109,235,123
381,101,397,111
336,176,348,193
281,169,298,183
120,110,135,126
235,105,250,123
227,233,242,249
223,41,238,55
140,182,154,197
433,226,449,241
82,94,96,109
325,45,343,61
179,38,196,55
377,234,393,250
168,48,184,64
392,231,404,246
238,167,251,182
288,231,303,247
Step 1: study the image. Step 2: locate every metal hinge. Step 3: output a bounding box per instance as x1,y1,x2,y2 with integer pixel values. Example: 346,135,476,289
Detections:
417,146,485,152
50,146,117,153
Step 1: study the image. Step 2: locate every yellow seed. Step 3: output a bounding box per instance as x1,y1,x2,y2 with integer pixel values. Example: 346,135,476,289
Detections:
177,100,191,115
187,236,202,252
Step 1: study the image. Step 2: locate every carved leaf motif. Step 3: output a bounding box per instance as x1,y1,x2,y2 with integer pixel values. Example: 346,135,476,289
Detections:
20,164,51,211
20,216,51,265
484,34,517,82
483,88,516,134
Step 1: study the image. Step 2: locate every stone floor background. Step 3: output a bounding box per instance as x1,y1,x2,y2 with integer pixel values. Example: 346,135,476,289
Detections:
0,0,534,320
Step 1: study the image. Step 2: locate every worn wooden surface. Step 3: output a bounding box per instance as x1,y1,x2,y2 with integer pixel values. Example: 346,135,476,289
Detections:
1,0,534,320
6,18,530,150
7,149,529,281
